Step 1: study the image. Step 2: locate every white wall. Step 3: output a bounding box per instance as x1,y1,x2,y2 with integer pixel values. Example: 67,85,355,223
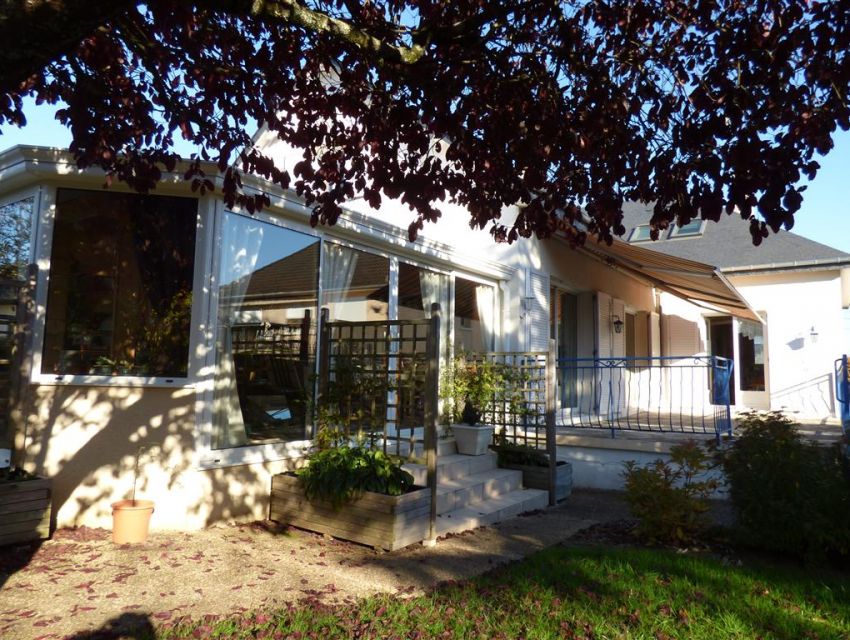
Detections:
731,271,844,418
659,270,845,419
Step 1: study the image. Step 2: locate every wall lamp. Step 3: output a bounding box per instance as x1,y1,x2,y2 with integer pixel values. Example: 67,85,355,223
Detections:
809,326,818,343
612,315,624,334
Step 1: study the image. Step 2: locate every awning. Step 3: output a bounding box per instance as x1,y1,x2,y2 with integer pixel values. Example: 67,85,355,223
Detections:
577,238,763,323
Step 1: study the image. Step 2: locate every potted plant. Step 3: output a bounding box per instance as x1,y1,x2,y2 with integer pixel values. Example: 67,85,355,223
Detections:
442,355,499,455
111,446,155,544
490,435,572,501
0,454,52,546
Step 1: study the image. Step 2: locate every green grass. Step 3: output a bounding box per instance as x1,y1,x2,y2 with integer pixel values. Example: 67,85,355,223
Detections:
160,546,850,639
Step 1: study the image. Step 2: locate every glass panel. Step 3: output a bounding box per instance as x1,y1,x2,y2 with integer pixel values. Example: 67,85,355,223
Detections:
321,244,389,322
0,196,34,280
629,225,653,242
670,219,703,237
399,262,450,354
42,189,196,377
213,213,319,449
454,276,494,353
738,318,765,391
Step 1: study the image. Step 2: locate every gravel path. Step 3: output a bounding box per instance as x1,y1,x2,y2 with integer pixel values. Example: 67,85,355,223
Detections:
0,490,630,640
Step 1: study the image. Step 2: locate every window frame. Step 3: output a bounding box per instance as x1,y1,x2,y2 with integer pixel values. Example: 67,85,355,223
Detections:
628,224,654,243
0,187,41,280
668,219,706,238
30,185,206,388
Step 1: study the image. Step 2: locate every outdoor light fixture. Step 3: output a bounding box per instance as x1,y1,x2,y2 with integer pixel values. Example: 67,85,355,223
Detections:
612,315,624,334
810,326,819,343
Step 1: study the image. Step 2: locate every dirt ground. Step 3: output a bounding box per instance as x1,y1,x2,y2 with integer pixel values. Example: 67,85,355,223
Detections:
0,490,633,640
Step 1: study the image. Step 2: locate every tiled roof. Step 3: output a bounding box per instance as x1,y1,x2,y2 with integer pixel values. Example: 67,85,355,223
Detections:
618,202,850,271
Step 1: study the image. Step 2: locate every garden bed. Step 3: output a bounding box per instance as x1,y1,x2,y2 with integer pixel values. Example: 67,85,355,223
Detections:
269,474,431,551
0,476,51,546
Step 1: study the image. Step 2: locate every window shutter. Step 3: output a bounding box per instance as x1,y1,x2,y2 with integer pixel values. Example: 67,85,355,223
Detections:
527,271,550,352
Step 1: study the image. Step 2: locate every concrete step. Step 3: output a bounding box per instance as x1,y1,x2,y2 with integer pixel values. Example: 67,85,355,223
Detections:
379,437,458,459
403,452,498,486
435,488,549,538
434,468,523,515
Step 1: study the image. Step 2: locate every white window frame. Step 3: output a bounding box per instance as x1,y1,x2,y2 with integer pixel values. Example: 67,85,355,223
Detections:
0,187,41,278
668,219,706,238
628,224,654,242
30,186,208,388
194,203,504,469
194,200,324,469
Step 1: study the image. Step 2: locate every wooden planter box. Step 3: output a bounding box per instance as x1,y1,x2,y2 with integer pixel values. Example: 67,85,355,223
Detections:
501,460,572,502
270,474,431,551
0,477,51,546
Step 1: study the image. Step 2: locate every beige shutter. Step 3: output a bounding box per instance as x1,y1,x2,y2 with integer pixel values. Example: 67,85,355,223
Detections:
662,313,700,357
527,270,550,352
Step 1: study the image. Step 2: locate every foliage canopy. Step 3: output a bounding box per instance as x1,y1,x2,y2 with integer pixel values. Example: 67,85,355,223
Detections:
1,1,849,244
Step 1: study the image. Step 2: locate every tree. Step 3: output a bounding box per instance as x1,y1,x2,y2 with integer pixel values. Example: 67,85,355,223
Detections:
1,1,848,245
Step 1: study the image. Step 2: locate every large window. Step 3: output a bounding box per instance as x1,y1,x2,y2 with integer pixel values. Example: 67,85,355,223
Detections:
321,244,389,322
454,276,494,352
42,189,197,377
213,213,320,449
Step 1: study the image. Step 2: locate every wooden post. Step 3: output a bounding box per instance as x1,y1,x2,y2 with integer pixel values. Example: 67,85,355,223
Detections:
423,302,441,546
546,339,558,506
9,265,36,468
316,307,330,439
301,308,312,439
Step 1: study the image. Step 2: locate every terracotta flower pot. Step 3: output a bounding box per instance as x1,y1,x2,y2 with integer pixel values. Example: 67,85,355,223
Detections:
111,499,155,544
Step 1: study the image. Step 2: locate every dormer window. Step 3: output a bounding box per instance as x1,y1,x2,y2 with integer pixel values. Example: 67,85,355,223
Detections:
668,219,705,238
628,224,654,242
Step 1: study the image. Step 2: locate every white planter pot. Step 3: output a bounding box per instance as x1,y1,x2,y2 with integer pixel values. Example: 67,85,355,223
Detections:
452,424,495,456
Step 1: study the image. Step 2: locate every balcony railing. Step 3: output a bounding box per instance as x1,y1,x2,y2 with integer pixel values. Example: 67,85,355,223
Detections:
555,355,734,440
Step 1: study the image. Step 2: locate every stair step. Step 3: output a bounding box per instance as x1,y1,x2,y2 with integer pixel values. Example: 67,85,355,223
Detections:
435,489,549,538
434,468,523,514
403,452,498,486
380,437,458,459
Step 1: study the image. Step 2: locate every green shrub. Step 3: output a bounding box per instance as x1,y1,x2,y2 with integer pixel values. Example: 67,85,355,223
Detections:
622,440,719,545
716,411,850,562
297,445,415,507
491,432,549,467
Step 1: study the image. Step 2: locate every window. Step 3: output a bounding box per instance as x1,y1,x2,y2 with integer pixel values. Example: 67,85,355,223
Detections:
454,277,494,353
0,196,35,280
628,225,653,242
42,189,197,377
213,213,319,449
668,219,704,238
321,244,389,322
738,318,766,392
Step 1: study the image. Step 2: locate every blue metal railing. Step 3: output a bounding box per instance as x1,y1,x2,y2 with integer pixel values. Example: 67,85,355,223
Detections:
556,355,734,441
836,355,849,438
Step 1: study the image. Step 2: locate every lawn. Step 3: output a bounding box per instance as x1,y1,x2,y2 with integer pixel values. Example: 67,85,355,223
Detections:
161,545,850,640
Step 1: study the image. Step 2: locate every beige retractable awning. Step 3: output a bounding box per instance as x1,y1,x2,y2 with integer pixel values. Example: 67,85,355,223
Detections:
577,238,762,322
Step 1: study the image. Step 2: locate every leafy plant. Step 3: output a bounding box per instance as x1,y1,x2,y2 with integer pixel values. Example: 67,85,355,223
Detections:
297,445,415,508
0,466,37,483
491,431,549,467
715,411,850,562
441,353,531,426
622,440,719,545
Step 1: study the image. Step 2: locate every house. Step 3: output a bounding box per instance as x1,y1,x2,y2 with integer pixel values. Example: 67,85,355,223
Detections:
0,143,840,532
619,203,850,420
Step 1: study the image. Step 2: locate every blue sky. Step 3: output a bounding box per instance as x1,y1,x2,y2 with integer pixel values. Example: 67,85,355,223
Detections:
2,98,849,254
